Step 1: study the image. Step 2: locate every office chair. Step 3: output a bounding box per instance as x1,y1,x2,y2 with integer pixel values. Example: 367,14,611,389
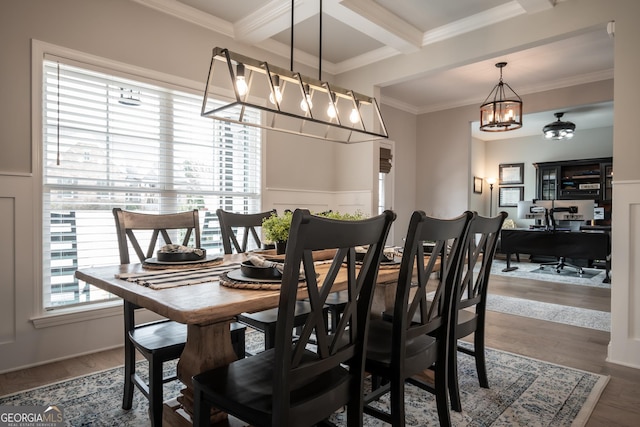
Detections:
539,207,584,274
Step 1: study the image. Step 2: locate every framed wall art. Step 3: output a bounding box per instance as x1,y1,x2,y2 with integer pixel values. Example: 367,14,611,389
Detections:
473,176,483,194
499,163,524,185
499,186,524,207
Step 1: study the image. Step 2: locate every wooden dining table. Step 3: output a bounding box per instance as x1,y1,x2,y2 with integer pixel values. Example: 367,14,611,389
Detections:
75,253,401,426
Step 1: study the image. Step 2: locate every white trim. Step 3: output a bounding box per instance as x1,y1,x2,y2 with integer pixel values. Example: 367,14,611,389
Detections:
131,0,234,36
422,1,525,46
608,179,640,369
30,39,263,317
31,301,122,329
0,171,33,177
32,40,204,94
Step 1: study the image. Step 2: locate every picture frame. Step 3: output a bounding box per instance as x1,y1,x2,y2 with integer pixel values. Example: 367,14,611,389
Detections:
473,176,483,194
499,186,524,207
499,163,524,185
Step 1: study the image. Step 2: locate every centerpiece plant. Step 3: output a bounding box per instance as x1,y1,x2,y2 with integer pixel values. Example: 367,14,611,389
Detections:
262,210,366,254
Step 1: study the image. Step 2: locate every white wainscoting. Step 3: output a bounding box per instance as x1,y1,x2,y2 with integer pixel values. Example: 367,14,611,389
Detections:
609,180,640,369
263,187,373,216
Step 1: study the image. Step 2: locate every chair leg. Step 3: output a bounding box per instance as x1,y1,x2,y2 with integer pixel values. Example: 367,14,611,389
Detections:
389,376,406,427
122,338,135,410
193,388,210,427
435,361,452,427
148,358,164,427
475,323,489,389
448,343,462,413
264,324,276,350
345,390,364,427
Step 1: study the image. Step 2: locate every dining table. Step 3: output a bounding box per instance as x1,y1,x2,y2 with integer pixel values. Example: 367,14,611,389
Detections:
75,252,402,426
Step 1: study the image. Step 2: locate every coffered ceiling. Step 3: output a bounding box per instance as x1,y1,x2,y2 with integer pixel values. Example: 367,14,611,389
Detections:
132,0,615,140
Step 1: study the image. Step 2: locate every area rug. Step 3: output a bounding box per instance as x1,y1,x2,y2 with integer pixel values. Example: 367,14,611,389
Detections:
0,347,608,427
491,260,609,288
486,294,610,332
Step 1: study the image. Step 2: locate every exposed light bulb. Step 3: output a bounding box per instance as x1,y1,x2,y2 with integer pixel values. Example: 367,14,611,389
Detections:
269,89,282,104
235,63,248,96
349,108,360,123
236,77,248,96
300,93,313,112
327,104,337,118
268,75,282,105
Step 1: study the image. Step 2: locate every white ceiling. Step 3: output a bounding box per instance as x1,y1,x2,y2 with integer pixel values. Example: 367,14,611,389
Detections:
133,0,615,140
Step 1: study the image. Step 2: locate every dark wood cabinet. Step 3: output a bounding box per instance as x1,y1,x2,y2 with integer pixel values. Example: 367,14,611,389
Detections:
534,157,612,202
534,157,613,225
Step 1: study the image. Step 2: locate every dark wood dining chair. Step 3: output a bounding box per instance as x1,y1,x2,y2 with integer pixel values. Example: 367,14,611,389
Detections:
216,208,276,254
112,208,246,427
364,210,474,427
192,208,395,427
448,211,507,412
217,208,317,351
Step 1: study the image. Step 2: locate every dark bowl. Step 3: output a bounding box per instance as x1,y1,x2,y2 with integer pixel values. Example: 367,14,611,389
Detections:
240,261,282,280
157,248,206,262
423,242,436,254
355,251,393,263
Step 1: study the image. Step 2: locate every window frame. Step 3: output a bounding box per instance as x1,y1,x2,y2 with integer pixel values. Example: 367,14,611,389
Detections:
31,40,263,317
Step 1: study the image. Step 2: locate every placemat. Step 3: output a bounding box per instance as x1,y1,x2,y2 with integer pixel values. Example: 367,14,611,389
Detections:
117,262,239,289
219,270,289,290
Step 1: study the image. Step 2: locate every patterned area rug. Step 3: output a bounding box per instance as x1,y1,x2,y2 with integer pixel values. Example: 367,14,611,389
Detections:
0,343,608,426
491,259,609,288
486,294,610,332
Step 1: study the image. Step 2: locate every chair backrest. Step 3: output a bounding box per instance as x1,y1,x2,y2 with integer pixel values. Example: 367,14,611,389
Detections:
391,211,474,361
455,212,507,313
112,208,201,264
216,208,276,254
272,208,395,425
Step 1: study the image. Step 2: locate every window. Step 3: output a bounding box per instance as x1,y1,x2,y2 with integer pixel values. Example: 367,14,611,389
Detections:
41,54,261,310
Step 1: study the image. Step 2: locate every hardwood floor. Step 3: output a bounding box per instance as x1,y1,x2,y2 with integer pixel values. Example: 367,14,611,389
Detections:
1,268,639,426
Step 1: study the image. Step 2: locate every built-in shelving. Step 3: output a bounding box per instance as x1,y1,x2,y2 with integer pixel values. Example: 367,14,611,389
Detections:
534,157,613,225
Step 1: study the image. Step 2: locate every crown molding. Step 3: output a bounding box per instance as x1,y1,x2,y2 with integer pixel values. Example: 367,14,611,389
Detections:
380,96,421,115
412,68,614,115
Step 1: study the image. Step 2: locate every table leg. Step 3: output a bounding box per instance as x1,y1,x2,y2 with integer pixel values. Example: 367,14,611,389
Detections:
502,253,519,272
163,320,237,426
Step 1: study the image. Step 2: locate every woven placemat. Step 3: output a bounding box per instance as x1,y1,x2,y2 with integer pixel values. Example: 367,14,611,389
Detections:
142,258,224,270
219,271,287,290
378,262,401,269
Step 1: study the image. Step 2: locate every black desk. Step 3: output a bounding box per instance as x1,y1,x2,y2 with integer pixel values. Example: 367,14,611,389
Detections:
500,228,610,283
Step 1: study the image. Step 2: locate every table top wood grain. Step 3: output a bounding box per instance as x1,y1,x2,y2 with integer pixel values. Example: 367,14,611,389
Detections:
75,254,401,326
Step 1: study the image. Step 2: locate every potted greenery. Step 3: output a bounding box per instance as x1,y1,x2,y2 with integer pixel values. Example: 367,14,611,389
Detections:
262,210,293,254
262,210,366,254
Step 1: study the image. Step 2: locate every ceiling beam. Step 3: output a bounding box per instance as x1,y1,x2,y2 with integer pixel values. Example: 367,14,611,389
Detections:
334,0,422,54
516,0,556,14
234,0,316,44
131,0,233,35
423,1,526,45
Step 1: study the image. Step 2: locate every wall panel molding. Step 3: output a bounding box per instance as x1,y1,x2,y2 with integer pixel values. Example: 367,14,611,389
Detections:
609,180,640,368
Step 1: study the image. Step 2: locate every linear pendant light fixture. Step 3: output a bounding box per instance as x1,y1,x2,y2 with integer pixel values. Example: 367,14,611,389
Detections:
480,62,523,132
543,112,576,140
201,1,388,144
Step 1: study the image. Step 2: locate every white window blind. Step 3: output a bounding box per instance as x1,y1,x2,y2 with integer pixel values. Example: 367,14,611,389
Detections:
42,58,262,309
